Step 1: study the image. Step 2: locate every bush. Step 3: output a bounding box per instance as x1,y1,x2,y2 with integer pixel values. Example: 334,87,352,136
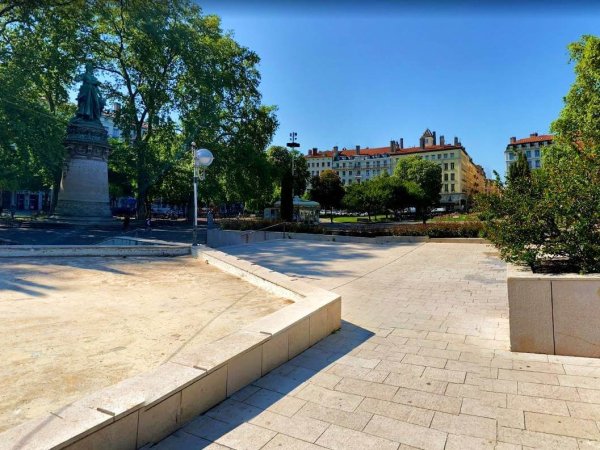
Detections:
477,144,600,274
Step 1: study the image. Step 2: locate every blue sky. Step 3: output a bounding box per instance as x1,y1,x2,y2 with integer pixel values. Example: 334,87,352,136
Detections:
199,1,600,177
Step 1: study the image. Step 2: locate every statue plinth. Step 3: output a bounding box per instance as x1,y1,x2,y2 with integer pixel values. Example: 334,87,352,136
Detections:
53,118,113,222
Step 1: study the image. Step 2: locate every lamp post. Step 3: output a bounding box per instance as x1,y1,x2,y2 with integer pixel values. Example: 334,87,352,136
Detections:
191,142,214,246
286,131,300,199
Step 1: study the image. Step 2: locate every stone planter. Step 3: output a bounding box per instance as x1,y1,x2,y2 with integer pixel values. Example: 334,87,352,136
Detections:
508,263,600,357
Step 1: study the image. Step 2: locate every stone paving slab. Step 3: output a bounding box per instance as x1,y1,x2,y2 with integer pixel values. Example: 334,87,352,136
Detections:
153,241,600,449
0,256,291,432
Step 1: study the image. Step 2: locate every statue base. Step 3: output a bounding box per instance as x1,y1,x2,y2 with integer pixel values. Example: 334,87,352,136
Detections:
54,118,114,223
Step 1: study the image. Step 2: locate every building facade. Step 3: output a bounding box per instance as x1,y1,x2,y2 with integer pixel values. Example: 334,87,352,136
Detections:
504,133,553,171
306,129,487,209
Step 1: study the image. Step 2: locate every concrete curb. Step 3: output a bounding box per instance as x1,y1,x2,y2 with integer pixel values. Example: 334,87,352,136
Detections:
207,228,489,248
0,246,341,450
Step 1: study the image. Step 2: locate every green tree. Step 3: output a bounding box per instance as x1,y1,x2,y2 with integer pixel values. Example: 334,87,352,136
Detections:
551,35,600,152
394,156,442,223
309,169,344,223
90,0,278,216
478,35,600,273
0,2,90,209
507,152,531,187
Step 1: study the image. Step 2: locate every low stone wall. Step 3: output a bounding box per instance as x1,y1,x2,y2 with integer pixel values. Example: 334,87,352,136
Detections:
207,228,428,248
0,246,341,450
508,264,600,357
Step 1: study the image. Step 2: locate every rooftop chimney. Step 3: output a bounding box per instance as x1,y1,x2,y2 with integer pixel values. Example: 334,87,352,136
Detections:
530,132,538,137
390,140,396,152
440,135,445,146
399,138,404,149
333,146,339,157
510,137,516,144
453,136,459,146
420,137,425,149
432,131,437,146
355,145,360,155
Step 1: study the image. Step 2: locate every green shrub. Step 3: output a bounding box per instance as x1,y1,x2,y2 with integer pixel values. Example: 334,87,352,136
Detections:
477,144,600,274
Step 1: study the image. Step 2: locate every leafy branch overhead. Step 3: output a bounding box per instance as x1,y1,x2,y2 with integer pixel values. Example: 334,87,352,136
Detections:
0,0,279,213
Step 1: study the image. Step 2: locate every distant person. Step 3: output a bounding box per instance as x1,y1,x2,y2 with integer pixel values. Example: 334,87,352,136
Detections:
123,213,130,231
145,215,151,231
10,204,16,220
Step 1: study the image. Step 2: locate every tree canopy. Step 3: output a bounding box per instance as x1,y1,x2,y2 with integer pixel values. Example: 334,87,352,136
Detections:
309,169,344,222
0,0,278,214
394,156,442,222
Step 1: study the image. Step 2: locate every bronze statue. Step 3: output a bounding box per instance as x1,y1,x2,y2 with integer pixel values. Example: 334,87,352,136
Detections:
75,63,105,121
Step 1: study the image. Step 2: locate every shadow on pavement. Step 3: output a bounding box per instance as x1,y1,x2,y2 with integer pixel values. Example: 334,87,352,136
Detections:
154,321,374,449
0,255,193,297
222,239,419,281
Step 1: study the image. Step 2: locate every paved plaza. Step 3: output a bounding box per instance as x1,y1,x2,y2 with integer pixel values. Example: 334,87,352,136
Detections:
156,241,600,449
0,256,291,432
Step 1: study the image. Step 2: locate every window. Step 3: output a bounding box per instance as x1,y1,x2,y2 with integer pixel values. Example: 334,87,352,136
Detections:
444,163,448,170
444,153,448,158
327,162,330,167
451,173,455,181
321,162,325,167
444,184,449,192
451,162,455,170
450,152,454,158
342,162,346,168
508,153,515,161
444,173,448,181
349,171,353,176
451,184,455,192
535,160,541,168
535,149,540,157
526,150,531,158
437,154,442,159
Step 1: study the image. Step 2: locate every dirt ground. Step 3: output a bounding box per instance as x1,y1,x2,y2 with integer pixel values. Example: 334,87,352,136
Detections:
0,255,291,432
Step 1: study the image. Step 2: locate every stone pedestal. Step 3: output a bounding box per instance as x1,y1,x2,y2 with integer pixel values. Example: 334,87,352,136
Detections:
54,118,113,223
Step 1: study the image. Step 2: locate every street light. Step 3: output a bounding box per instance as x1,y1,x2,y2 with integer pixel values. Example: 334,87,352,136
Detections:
286,131,300,198
191,142,214,246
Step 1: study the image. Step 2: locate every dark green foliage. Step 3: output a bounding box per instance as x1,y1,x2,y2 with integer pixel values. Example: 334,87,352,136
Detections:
478,35,600,273
394,156,442,223
507,152,531,186
0,0,278,215
309,169,344,222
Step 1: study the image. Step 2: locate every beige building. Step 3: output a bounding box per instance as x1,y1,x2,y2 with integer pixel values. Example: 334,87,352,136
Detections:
504,132,553,171
306,129,487,209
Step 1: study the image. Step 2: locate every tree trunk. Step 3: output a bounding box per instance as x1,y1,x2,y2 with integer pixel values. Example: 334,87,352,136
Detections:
330,207,333,223
280,172,293,221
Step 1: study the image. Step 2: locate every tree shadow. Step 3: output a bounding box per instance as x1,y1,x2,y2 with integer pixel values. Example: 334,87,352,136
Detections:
221,239,419,281
0,256,167,297
155,321,374,449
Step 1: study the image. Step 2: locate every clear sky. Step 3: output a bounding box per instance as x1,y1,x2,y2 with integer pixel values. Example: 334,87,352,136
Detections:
199,0,600,177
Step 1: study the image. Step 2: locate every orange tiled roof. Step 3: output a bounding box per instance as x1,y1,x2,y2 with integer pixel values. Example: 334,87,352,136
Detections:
306,144,462,158
509,135,553,145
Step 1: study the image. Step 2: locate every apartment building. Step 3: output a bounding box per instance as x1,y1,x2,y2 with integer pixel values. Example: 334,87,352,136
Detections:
504,133,553,171
306,129,487,209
